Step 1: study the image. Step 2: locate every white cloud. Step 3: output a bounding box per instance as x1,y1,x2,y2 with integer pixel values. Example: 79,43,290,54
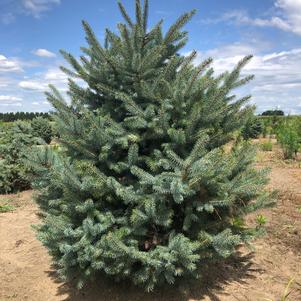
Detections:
0,0,61,24
202,0,301,36
0,77,15,88
208,10,292,32
0,55,62,113
33,48,56,58
0,95,23,107
0,95,23,102
19,66,68,92
0,55,23,72
0,102,22,107
44,68,68,82
19,80,47,91
198,43,255,59
193,45,301,113
22,0,61,18
275,0,301,35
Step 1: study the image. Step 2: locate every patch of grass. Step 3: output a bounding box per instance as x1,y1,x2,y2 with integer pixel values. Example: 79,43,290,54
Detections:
260,141,273,151
0,203,15,213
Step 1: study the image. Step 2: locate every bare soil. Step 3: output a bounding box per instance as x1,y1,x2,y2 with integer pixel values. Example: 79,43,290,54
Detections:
1,141,301,301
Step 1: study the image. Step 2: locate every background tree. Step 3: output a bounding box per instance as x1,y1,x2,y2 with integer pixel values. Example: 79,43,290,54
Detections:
261,110,284,116
31,116,53,144
29,0,272,291
0,112,50,122
0,121,41,193
241,115,263,140
276,121,300,159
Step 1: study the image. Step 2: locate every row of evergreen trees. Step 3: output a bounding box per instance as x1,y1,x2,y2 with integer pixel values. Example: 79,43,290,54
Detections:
0,112,50,122
27,0,272,292
0,117,53,193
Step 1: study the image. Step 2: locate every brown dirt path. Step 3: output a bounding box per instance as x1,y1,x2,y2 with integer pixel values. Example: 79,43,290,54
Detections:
0,191,69,301
1,162,301,300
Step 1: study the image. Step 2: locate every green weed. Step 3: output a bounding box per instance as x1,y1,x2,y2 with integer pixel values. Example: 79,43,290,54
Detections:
0,203,15,213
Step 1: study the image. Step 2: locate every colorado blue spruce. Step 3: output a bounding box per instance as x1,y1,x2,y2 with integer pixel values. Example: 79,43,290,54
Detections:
29,0,273,291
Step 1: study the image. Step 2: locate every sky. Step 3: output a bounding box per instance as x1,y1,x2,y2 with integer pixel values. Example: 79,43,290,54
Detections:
0,0,301,114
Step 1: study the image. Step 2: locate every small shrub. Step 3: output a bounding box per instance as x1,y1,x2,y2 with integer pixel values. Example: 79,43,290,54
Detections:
260,141,273,151
276,122,300,159
259,115,288,137
256,214,267,227
262,124,273,138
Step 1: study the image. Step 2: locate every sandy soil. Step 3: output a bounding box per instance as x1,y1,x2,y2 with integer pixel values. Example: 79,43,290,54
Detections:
1,144,301,300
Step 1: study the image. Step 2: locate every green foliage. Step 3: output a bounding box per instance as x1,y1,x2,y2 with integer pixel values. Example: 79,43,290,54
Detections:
260,116,282,137
0,111,50,122
261,110,284,116
0,197,15,213
0,203,15,213
0,204,14,212
255,214,267,227
0,121,42,194
241,116,262,140
259,115,301,139
260,141,273,152
29,0,272,291
262,125,272,138
260,117,273,138
276,122,300,159
31,117,53,144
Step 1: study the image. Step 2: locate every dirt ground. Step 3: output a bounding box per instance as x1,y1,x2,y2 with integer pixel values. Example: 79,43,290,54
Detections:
1,141,301,301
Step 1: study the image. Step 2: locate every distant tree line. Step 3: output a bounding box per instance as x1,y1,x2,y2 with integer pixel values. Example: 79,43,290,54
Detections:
0,112,51,122
261,110,284,116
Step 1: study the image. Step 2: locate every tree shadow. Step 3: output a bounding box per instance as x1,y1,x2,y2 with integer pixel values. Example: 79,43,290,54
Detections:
47,251,262,301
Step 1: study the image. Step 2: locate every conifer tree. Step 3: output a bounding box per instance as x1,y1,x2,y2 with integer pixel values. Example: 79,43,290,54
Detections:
29,0,273,291
31,116,53,144
0,121,40,193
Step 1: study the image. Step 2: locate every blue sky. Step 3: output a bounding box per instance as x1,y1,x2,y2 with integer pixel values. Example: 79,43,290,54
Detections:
0,0,301,114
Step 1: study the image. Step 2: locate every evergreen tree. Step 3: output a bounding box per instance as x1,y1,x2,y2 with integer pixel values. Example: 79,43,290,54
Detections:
241,115,263,140
29,0,273,291
261,110,284,116
31,116,53,144
0,121,40,193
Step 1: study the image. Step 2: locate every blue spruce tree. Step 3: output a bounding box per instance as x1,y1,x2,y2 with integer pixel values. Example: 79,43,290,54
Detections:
29,0,273,291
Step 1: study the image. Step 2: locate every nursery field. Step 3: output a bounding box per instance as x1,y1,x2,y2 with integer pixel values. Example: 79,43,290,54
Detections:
1,139,301,301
